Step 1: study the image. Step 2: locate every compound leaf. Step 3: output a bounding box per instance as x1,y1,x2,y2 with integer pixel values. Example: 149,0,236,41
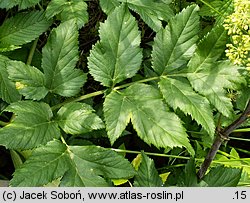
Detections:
88,4,142,87
0,101,60,150
104,83,194,155
0,55,21,103
188,61,244,117
0,11,51,51
0,0,40,10
152,5,199,75
159,77,215,135
134,152,163,187
11,140,135,186
124,0,174,32
7,60,48,100
42,20,86,97
10,140,69,186
46,0,88,29
57,102,105,135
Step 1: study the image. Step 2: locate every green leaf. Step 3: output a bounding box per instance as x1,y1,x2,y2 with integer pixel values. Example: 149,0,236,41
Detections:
0,0,40,10
159,77,215,135
124,0,174,32
0,11,51,51
88,4,142,87
7,60,48,100
203,166,242,186
11,140,135,186
152,5,199,75
57,102,105,135
0,101,60,150
42,20,86,97
188,61,243,117
134,152,163,187
104,83,194,155
0,55,21,103
46,0,88,29
188,25,227,73
61,145,135,186
177,159,201,186
99,0,120,15
10,140,69,186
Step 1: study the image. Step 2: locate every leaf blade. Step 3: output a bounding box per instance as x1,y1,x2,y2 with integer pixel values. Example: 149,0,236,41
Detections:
152,5,200,75
188,61,243,117
57,102,105,135
10,140,69,186
0,55,21,103
134,152,163,187
7,60,48,100
159,77,215,135
0,101,60,150
88,4,142,87
42,20,86,97
0,11,51,50
104,83,194,155
125,0,174,32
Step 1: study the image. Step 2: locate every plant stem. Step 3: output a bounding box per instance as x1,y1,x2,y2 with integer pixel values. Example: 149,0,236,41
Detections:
26,38,39,65
51,89,106,111
51,72,192,110
111,148,191,160
197,99,250,179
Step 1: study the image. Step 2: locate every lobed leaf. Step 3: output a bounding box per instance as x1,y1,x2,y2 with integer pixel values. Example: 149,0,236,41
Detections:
7,60,48,100
57,102,105,135
134,152,163,187
11,140,135,186
46,0,88,29
88,4,142,87
0,55,21,103
0,101,60,150
42,20,86,97
0,0,40,10
104,83,194,155
152,5,200,75
159,77,215,135
0,11,51,51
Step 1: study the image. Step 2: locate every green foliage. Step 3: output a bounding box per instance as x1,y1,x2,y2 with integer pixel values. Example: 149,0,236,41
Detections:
152,5,199,74
88,5,142,87
42,20,86,97
134,152,163,186
159,77,215,135
0,56,21,103
0,0,40,10
0,11,51,52
104,83,194,155
46,0,88,29
0,101,60,149
0,0,249,187
56,102,105,134
10,140,135,186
